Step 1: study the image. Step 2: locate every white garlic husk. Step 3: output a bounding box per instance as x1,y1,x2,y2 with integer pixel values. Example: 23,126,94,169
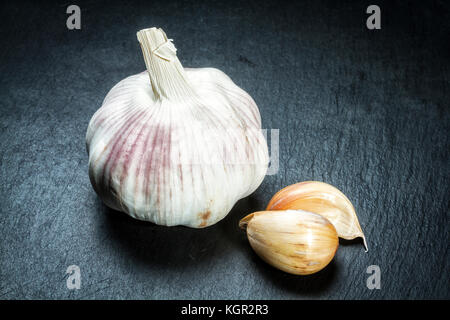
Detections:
86,27,269,227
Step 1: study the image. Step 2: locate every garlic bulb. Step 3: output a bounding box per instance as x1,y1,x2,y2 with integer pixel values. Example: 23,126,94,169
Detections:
239,210,339,275
86,27,268,227
266,181,367,251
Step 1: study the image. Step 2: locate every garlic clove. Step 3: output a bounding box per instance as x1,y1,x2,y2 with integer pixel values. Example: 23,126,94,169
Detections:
239,210,339,275
266,181,367,251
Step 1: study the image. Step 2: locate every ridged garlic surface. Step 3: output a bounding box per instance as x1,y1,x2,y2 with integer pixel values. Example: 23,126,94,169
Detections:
266,181,367,251
86,27,269,227
239,210,339,275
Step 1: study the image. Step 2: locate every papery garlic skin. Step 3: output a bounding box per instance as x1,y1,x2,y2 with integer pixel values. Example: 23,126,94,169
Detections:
86,28,268,227
266,181,367,251
239,210,339,275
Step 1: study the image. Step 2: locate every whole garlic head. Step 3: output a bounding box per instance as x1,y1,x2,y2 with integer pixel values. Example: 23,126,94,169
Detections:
86,27,269,227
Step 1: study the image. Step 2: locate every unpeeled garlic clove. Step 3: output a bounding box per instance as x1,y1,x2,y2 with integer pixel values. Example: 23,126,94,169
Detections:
239,210,339,275
266,181,367,251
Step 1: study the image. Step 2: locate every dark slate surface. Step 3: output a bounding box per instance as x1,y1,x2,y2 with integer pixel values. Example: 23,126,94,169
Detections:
0,0,448,299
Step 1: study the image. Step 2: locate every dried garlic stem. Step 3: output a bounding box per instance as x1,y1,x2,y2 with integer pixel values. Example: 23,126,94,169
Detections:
137,27,195,100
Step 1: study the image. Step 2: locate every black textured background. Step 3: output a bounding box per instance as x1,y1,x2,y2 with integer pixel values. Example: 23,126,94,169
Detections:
0,0,449,299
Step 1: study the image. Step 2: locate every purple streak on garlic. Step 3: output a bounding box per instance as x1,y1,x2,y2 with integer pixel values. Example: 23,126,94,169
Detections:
86,27,269,227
